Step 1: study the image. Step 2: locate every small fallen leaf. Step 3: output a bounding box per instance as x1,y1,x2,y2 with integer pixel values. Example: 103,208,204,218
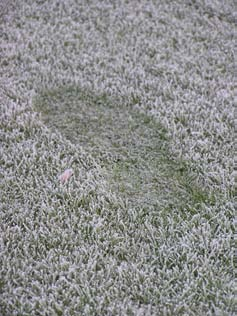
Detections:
59,168,73,184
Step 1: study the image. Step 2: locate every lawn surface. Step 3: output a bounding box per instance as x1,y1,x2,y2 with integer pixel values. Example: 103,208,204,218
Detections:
0,1,235,315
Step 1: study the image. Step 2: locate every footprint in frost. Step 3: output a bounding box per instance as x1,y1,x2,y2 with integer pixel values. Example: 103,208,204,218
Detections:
34,86,209,211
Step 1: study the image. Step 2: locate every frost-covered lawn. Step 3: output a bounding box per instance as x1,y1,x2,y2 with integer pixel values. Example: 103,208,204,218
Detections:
0,1,235,315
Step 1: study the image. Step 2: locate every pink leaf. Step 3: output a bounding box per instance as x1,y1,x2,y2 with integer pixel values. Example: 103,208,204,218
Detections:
59,168,73,184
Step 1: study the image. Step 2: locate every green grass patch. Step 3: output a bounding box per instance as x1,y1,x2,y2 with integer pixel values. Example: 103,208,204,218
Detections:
34,86,212,213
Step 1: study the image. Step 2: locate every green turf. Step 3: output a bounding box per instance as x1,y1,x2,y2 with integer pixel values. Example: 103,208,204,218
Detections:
34,86,212,212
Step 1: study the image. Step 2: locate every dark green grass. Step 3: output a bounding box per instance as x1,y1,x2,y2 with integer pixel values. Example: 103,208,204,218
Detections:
34,86,213,213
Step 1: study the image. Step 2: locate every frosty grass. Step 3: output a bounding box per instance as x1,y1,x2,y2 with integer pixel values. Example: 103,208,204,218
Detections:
0,1,235,315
